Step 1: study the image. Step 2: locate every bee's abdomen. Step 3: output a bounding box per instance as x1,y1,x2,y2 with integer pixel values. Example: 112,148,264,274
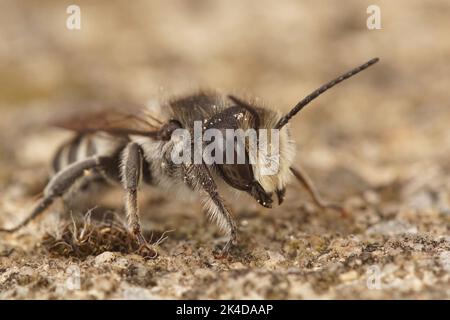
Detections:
52,135,92,173
51,133,125,175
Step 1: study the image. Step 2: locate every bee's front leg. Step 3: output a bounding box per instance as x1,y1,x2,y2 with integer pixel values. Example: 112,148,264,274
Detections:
182,163,238,255
121,142,157,259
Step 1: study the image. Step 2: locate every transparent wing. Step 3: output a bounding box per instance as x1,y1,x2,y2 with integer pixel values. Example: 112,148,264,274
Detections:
51,106,162,138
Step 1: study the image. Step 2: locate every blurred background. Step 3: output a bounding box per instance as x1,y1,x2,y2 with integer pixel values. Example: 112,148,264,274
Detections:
1,0,449,186
0,0,449,299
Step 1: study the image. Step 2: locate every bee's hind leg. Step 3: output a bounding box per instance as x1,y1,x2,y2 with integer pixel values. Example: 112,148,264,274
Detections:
0,156,109,233
290,166,347,216
121,142,157,259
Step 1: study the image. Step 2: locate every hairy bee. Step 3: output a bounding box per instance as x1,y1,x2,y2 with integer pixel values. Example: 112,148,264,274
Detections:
0,58,379,256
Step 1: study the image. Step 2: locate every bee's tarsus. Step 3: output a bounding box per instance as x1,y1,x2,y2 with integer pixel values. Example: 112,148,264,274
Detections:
0,197,54,234
136,242,158,259
218,233,237,258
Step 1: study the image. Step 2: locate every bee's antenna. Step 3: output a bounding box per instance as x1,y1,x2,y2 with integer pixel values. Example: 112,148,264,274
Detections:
275,57,379,129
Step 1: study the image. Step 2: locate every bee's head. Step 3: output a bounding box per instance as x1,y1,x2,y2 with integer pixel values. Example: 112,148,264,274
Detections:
210,96,296,207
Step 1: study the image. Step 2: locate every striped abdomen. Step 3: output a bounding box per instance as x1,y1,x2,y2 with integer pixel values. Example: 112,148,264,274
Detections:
51,133,154,185
51,133,127,178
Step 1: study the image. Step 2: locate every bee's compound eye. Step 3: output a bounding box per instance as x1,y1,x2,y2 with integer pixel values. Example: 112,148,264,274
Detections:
159,120,182,140
218,163,255,191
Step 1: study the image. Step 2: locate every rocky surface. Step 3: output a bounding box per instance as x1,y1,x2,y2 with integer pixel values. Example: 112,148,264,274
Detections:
0,0,449,299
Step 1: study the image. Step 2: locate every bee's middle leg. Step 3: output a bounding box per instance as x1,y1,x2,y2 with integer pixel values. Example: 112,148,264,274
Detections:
290,166,347,216
121,142,156,258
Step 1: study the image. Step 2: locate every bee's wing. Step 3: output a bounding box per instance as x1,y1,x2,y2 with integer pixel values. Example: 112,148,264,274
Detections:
51,107,162,138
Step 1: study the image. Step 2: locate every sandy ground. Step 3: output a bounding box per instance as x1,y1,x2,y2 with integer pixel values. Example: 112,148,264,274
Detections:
0,1,449,299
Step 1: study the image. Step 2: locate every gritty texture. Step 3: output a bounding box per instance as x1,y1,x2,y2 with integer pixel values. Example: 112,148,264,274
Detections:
0,0,450,299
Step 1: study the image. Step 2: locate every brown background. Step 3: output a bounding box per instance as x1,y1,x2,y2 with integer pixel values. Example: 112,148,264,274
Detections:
0,0,449,299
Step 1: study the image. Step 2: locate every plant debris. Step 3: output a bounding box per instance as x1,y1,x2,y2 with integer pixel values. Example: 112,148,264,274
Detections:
41,213,158,259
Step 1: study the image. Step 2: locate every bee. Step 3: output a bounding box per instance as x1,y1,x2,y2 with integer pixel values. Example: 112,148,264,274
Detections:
0,58,379,257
